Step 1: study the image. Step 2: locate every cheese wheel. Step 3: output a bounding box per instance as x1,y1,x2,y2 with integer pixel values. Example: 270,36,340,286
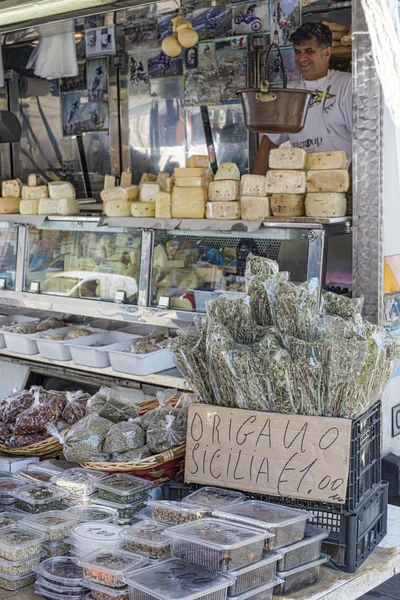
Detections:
305,193,346,217
171,187,207,218
58,198,80,216
101,186,139,203
2,180,22,198
48,181,76,200
104,200,132,217
270,194,305,217
266,170,307,194
155,191,172,218
186,155,209,168
305,151,346,171
240,175,267,197
214,162,240,181
21,185,49,201
20,199,40,215
306,169,350,193
131,202,156,217
240,196,270,220
0,197,20,214
206,201,240,220
162,35,182,58
177,27,199,48
269,148,306,170
139,183,160,202
209,180,239,202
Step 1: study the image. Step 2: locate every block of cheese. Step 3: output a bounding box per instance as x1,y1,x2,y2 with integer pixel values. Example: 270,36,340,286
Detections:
271,194,305,217
174,167,213,179
171,187,207,218
28,174,37,187
20,199,40,215
209,180,239,202
48,181,75,201
139,183,160,202
101,186,139,203
305,192,346,217
240,196,270,220
306,169,349,193
186,155,209,168
269,148,307,170
2,179,22,198
21,185,49,201
104,200,132,217
206,201,240,220
175,177,211,188
155,191,172,218
322,20,348,33
240,174,267,197
214,162,240,181
305,151,346,171
131,202,156,217
0,197,20,214
140,173,157,184
266,170,307,194
166,176,174,193
157,172,170,191
104,175,116,189
120,170,132,187
38,198,79,216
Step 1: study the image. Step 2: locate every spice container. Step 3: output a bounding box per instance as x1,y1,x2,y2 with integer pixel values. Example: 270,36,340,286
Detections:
185,488,246,510
275,554,329,595
276,525,330,571
0,572,35,590
66,505,118,524
95,475,153,505
36,574,86,596
84,581,129,600
12,483,68,513
0,524,45,560
22,510,78,542
51,468,106,498
147,501,208,525
0,477,24,503
79,548,147,588
35,557,84,587
70,523,124,554
228,578,282,600
43,539,72,558
125,558,234,600
227,552,282,596
120,520,171,560
34,583,88,600
0,510,24,527
214,501,308,550
0,551,43,576
16,468,53,483
90,495,149,521
167,518,269,572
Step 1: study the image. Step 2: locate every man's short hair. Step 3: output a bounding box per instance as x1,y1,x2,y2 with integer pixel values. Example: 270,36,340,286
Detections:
290,23,333,49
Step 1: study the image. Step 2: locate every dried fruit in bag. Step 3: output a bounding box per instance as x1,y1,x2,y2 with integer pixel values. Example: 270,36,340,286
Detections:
2,389,34,424
62,391,90,424
14,391,62,435
5,432,50,448
103,420,145,454
86,388,139,422
0,422,10,443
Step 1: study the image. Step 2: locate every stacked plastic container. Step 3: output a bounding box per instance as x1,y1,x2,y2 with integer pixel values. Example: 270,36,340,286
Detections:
50,468,107,509
0,524,45,591
11,482,69,513
21,510,79,559
68,522,123,558
91,474,154,524
0,476,25,508
34,556,87,600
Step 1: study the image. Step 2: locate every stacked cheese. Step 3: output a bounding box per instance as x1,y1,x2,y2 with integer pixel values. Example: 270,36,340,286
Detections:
206,163,240,219
20,174,49,214
101,170,140,217
323,21,352,55
0,179,22,214
171,155,212,219
305,151,349,217
267,148,307,217
38,181,79,215
240,174,269,221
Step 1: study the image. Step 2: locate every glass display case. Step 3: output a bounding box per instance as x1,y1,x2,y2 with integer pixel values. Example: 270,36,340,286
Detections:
0,226,18,291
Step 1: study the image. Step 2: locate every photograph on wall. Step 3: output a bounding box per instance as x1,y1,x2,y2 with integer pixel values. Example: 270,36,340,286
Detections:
232,1,269,35
84,14,104,29
60,63,87,93
62,93,109,136
148,50,183,77
191,5,232,40
184,46,199,72
216,43,246,102
124,19,158,52
271,0,301,45
85,25,116,57
128,52,150,95
266,46,300,83
198,42,216,73
185,74,220,105
87,58,108,101
157,10,178,42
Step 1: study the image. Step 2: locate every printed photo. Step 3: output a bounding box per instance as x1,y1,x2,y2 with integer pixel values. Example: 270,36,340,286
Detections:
148,51,183,77
266,46,300,83
232,1,269,35
60,63,87,93
198,42,216,72
62,93,109,136
216,44,246,101
185,46,199,71
157,11,177,42
84,14,104,29
87,58,108,101
191,5,232,40
271,0,301,46
124,20,158,52
185,74,220,105
128,53,150,95
85,25,116,57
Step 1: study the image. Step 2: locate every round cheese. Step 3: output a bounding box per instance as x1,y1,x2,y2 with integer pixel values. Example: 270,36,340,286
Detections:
270,194,305,217
162,35,182,58
20,199,40,215
178,27,199,48
104,200,132,217
0,197,20,214
305,193,346,217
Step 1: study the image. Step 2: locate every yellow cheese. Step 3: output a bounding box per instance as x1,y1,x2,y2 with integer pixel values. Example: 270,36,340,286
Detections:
2,180,22,198
139,183,160,202
195,265,224,283
120,170,132,187
240,196,270,220
175,177,212,188
306,169,350,193
21,185,49,201
186,155,209,168
101,186,139,203
305,192,346,217
27,174,37,186
305,151,347,171
20,199,40,215
209,180,239,202
322,20,348,33
104,175,116,189
0,197,20,214
58,198,80,216
166,176,174,193
240,174,267,197
156,172,170,191
174,167,213,179
131,202,156,217
266,170,307,194
171,187,207,218
48,181,76,200
155,191,172,218
271,194,305,217
214,162,240,181
269,148,306,170
38,199,59,215
206,201,240,219
104,200,132,217
140,173,157,184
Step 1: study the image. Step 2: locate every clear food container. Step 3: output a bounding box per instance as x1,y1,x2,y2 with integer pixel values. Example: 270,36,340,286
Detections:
36,574,86,595
51,468,106,498
185,488,246,510
227,552,282,596
0,551,43,576
90,495,149,521
228,578,282,600
0,476,24,501
0,524,45,561
70,523,124,553
213,501,308,550
16,467,53,483
34,582,88,600
22,510,78,542
125,558,234,600
167,518,269,571
12,483,68,513
0,571,35,590
84,581,129,600
43,539,72,558
147,501,208,526
275,554,329,595
35,556,84,587
119,520,171,560
79,548,147,588
95,475,153,505
276,524,330,571
0,510,24,527
66,504,118,524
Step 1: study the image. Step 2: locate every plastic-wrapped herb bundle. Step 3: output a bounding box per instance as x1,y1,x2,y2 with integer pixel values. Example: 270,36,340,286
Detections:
141,389,178,431
62,414,113,462
206,324,237,408
248,271,289,326
103,420,145,454
245,254,279,291
146,412,187,454
321,292,364,321
86,388,139,423
206,295,253,344
113,446,152,462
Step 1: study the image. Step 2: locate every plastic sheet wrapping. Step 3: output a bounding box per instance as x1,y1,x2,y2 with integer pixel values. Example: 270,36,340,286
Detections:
142,389,187,454
248,272,290,326
14,390,62,435
62,414,113,462
61,391,90,425
206,296,254,344
86,388,140,423
2,390,34,424
321,292,364,321
245,255,279,291
27,21,78,79
103,419,145,454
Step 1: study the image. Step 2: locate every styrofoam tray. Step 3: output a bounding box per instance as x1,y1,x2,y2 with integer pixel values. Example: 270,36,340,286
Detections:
32,327,106,362
68,332,140,368
0,316,38,351
107,341,175,376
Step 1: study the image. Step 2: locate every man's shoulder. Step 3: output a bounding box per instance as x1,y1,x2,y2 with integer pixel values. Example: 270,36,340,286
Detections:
329,69,352,86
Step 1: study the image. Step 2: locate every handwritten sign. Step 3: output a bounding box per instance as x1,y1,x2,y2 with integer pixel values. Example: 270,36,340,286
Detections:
185,405,352,504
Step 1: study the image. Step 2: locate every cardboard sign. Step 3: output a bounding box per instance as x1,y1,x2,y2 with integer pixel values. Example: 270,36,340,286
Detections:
185,405,352,504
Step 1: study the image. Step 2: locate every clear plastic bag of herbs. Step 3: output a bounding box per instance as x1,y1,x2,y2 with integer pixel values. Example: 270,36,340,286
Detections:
86,388,139,422
248,271,290,327
320,292,364,322
142,389,188,454
61,414,113,462
245,254,279,290
103,419,145,454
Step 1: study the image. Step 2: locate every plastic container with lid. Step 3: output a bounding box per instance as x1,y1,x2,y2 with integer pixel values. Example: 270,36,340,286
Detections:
36,574,86,595
227,552,282,597
34,582,89,600
228,578,282,600
167,518,270,572
70,523,124,553
125,558,234,600
16,467,53,483
0,571,35,590
275,554,329,595
119,520,171,560
95,474,153,505
0,524,45,561
35,557,84,587
43,539,72,558
213,501,308,550
0,476,24,501
0,550,43,576
66,504,118,524
12,482,68,513
90,495,149,521
0,510,24,527
184,488,246,510
21,510,79,542
79,548,148,588
147,500,208,526
51,468,106,498
276,524,330,571
84,581,129,600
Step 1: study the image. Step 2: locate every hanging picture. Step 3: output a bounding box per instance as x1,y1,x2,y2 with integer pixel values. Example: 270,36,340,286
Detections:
148,51,183,77
85,25,116,57
198,42,216,72
191,5,232,40
184,46,199,72
271,0,301,46
61,93,109,136
60,63,87,93
87,58,108,101
124,19,158,52
157,11,178,42
232,1,269,35
128,53,151,95
215,43,246,102
266,46,300,83
185,74,220,105
84,14,104,30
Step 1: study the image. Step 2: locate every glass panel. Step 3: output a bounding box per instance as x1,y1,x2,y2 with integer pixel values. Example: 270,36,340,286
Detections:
24,227,141,303
0,227,18,291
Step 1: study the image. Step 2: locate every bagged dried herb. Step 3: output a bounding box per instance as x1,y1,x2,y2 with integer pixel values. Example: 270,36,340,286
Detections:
103,420,145,454
86,388,139,422
113,446,152,462
62,414,113,462
248,271,289,326
245,254,279,291
321,292,364,321
141,389,178,431
206,324,237,408
146,412,187,454
206,296,254,343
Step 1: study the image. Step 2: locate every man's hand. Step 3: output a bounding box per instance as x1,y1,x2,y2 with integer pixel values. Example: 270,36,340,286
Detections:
252,136,278,175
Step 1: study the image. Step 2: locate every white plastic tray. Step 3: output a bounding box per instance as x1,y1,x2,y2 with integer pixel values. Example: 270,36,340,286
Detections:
0,316,38,351
33,327,106,362
68,332,140,368
107,341,175,376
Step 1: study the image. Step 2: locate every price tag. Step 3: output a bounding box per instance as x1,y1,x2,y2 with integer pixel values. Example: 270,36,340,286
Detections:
114,290,126,304
29,281,40,294
0,278,6,290
158,296,170,309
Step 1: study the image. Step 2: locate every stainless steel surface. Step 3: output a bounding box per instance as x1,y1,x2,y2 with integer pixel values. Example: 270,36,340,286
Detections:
138,229,152,307
246,49,260,174
120,43,130,173
306,229,328,288
109,59,121,177
14,224,26,293
0,86,11,181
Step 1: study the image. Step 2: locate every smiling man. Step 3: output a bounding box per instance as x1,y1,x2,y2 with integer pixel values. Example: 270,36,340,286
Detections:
253,23,352,174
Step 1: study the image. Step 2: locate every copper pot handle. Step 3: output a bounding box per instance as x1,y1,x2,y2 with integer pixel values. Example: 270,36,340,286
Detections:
261,42,288,90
